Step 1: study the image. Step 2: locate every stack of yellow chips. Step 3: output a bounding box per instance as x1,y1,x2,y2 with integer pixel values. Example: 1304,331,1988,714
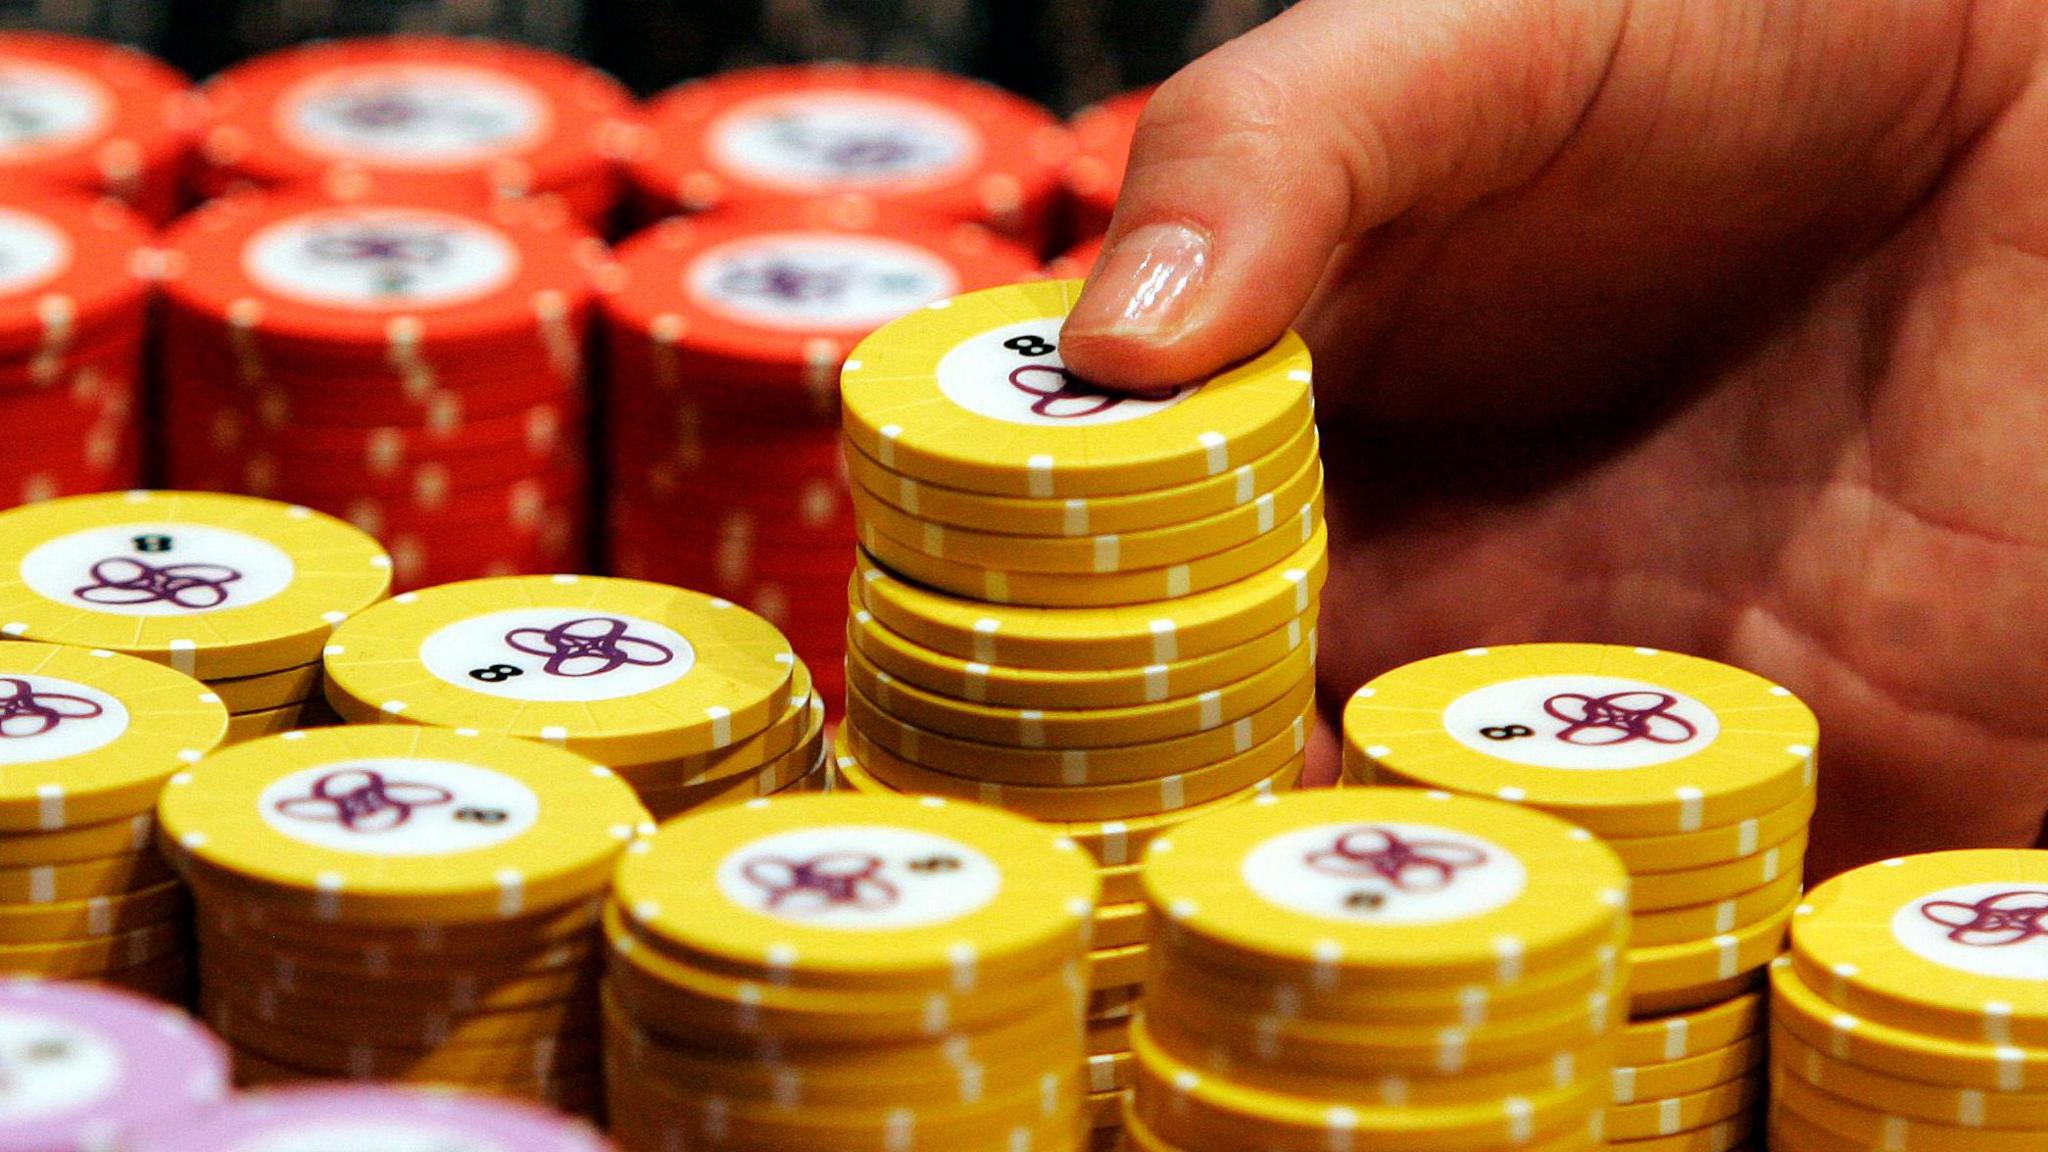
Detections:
1342,643,1818,1152
0,642,227,1002
835,279,1326,1142
156,726,651,1110
0,490,393,742
601,793,1098,1151
321,574,828,818
1771,850,2048,1150
1127,788,1629,1151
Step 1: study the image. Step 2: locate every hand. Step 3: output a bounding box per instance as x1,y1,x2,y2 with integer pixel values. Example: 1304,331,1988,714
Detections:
1059,0,2046,879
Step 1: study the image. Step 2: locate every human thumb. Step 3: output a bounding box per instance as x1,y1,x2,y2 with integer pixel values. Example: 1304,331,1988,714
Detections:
1059,0,1628,390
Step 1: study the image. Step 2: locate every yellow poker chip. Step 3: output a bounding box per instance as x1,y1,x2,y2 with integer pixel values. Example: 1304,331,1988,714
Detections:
1771,1066,2041,1152
1607,1076,1759,1140
1610,1034,1763,1105
841,279,1314,498
606,910,1087,1045
222,698,328,745
1791,849,2048,1047
1089,1014,1130,1056
1139,788,1630,989
1772,1021,2048,1129
0,491,393,680
0,880,186,944
1621,1115,1757,1152
205,983,597,1050
0,849,176,904
0,643,228,831
207,660,325,714
1088,941,1147,993
1152,940,1626,1031
621,682,825,795
1172,1028,1622,1111
1100,862,1142,906
848,592,1315,711
158,725,652,924
635,701,829,822
1087,1050,1133,1094
201,952,599,1016
322,575,797,763
199,892,601,961
1129,1016,1606,1152
846,673,1314,787
853,531,1325,671
1769,956,2048,1091
846,420,1322,538
1630,870,1804,948
1605,786,1816,876
1344,644,1819,837
847,707,1309,822
850,452,1323,574
620,658,816,790
613,793,1099,993
1619,993,1764,1066
208,1002,597,1081
1630,971,1762,1018
862,493,1323,607
847,639,1311,749
829,730,1303,868
195,924,596,986
0,917,183,976
0,813,156,868
1631,828,1807,911
1622,889,1785,996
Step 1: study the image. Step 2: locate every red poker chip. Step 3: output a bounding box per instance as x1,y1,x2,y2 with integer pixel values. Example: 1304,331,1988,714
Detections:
194,36,634,225
627,65,1070,244
602,203,1042,379
337,465,584,538
0,34,195,222
162,382,577,469
1064,88,1150,238
157,192,603,368
387,513,583,591
0,195,151,360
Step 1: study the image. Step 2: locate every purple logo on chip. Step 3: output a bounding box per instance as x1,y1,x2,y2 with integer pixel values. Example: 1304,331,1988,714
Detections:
1920,890,2048,949
0,677,104,740
742,852,897,914
1305,825,1489,895
72,557,243,612
272,768,456,834
502,616,676,679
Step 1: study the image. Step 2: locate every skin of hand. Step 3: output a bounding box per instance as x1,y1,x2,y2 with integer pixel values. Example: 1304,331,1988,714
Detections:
1057,0,2047,880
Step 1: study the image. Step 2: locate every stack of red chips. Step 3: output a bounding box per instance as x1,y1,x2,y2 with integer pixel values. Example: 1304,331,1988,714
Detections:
0,33,196,224
0,195,150,507
156,193,601,588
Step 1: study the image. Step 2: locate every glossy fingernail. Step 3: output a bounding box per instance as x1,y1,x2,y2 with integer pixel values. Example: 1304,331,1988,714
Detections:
1066,222,1211,341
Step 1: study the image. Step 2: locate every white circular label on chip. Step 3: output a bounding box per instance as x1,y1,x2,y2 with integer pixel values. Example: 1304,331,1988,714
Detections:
0,675,128,763
1895,882,2048,980
0,208,70,296
0,64,109,158
244,209,518,309
717,825,1000,930
419,608,695,703
0,1012,121,1121
935,318,1195,427
258,757,539,857
280,64,547,165
686,234,959,331
1242,822,1526,925
19,523,295,618
235,1122,512,1152
1441,674,1720,770
710,93,978,189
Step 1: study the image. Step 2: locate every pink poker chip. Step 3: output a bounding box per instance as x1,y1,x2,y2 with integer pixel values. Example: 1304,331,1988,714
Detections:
124,1085,613,1152
0,980,229,1152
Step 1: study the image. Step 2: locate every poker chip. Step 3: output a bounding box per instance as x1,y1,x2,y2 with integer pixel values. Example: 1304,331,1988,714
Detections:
1064,89,1151,239
0,195,153,511
0,979,228,1148
1343,643,1810,1145
160,725,648,1099
0,34,195,223
322,576,809,816
600,207,1039,716
125,1084,614,1152
626,65,1069,244
157,193,599,590
0,490,391,754
602,794,1095,1151
1763,850,2048,1149
1124,786,1624,1152
193,36,635,225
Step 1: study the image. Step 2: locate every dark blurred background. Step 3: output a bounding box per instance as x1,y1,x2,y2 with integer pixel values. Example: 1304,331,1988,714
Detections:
6,0,1281,110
